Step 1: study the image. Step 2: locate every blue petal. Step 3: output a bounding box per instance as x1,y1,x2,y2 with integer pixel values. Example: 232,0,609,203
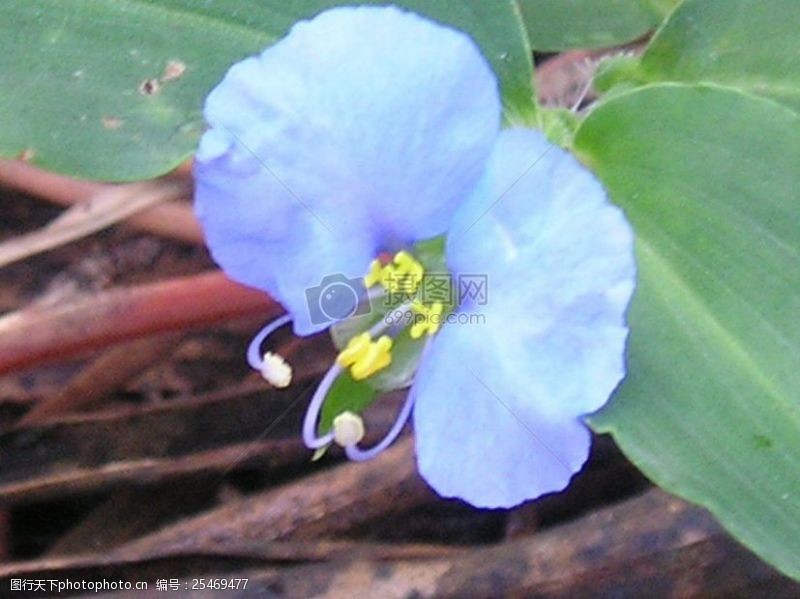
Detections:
195,6,500,334
411,128,635,507
412,325,591,508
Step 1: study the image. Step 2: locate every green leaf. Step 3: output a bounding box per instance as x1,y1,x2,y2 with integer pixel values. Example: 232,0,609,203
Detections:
0,0,535,181
642,0,681,17
592,55,647,96
412,235,448,274
519,0,666,51
538,108,580,148
633,0,800,113
318,371,376,435
574,83,800,580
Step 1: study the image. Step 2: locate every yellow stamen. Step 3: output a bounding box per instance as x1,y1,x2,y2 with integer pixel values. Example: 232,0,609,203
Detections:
391,251,424,295
394,251,424,279
379,262,398,289
337,332,393,380
337,332,371,367
409,301,444,339
351,335,393,380
410,299,427,314
363,259,384,288
362,251,425,297
409,322,425,339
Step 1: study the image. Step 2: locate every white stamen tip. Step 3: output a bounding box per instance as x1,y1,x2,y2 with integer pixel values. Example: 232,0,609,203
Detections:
332,411,365,447
260,352,292,388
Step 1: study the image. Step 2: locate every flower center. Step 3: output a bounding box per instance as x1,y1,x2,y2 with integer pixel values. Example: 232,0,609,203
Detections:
337,248,445,381
248,238,452,462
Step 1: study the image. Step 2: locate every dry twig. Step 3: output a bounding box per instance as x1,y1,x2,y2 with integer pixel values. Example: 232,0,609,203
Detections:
0,159,202,244
18,334,184,426
116,438,430,558
0,181,188,268
0,271,277,375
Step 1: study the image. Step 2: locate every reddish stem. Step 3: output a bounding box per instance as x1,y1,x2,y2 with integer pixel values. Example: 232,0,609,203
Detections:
0,159,203,244
0,271,280,375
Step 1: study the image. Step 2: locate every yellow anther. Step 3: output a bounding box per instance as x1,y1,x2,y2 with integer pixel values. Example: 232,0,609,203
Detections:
337,332,372,368
390,251,424,294
411,299,427,315
381,263,418,295
393,250,422,274
379,262,399,289
336,332,393,380
362,251,425,297
351,335,392,380
409,301,444,339
410,321,429,339
363,259,384,288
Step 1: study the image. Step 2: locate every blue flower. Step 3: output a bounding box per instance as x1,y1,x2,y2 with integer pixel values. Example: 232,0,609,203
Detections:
194,6,635,508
